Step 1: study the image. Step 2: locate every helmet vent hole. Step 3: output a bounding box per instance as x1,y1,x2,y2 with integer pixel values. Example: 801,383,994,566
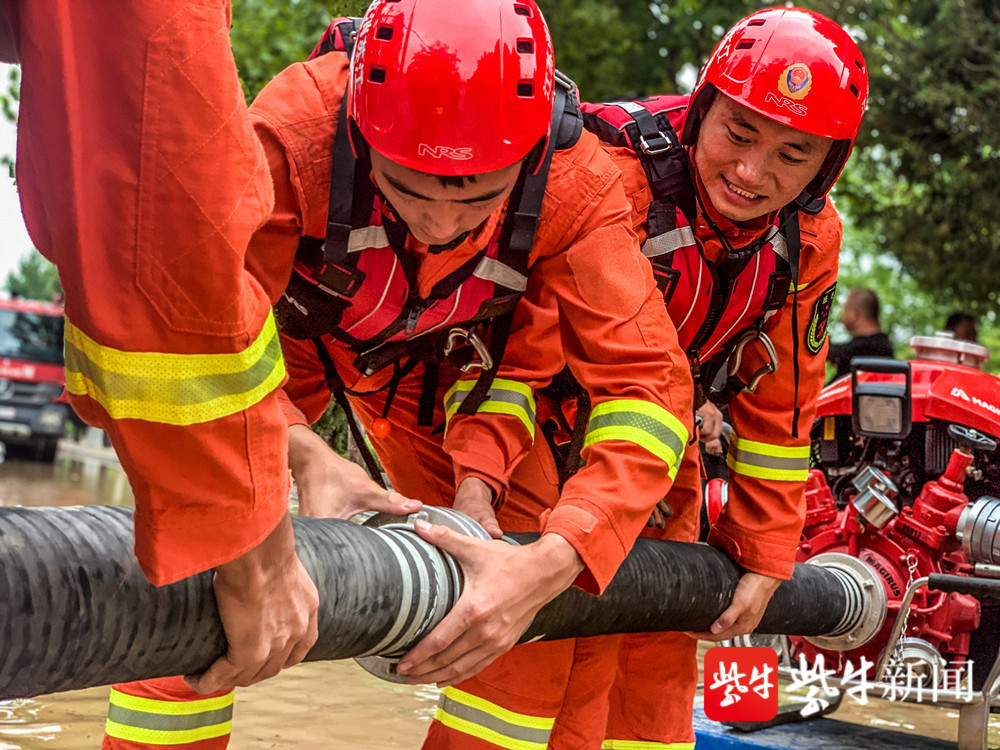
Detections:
516,39,533,54
514,4,531,16
850,83,859,97
516,82,533,97
736,41,755,50
369,67,387,84
855,58,864,71
375,26,394,41
748,19,766,26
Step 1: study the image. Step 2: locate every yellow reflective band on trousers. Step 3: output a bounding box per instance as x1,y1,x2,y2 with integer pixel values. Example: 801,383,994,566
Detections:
434,686,554,750
63,311,285,426
601,740,695,749
104,688,234,745
727,433,811,482
443,378,536,436
583,400,688,480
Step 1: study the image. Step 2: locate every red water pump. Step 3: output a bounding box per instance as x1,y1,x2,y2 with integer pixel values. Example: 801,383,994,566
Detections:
793,334,1000,684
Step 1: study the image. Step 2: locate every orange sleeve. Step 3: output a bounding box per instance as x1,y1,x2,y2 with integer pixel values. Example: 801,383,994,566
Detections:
707,201,843,579
446,138,694,593
7,0,292,585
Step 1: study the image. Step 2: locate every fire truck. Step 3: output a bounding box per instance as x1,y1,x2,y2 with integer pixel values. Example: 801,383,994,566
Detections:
0,297,68,460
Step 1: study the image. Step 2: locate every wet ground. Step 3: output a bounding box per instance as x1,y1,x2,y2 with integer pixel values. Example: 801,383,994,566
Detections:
0,446,997,748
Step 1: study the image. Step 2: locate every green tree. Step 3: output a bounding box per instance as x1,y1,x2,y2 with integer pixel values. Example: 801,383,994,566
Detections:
802,0,1000,311
4,251,61,301
230,0,367,102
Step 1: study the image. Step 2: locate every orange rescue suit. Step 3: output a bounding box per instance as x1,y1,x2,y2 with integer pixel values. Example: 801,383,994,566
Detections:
256,53,696,750
0,0,288,585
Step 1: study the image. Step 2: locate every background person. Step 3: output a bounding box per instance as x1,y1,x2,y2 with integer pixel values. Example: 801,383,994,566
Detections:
945,311,979,342
827,286,894,378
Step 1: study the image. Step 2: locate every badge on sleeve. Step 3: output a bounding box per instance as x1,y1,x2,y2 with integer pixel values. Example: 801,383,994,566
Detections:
805,283,837,355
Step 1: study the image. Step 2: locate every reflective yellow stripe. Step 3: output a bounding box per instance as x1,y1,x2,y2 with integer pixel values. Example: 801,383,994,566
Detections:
443,378,536,436
63,311,285,426
108,689,234,715
105,688,234,745
435,686,553,750
583,400,688,480
823,416,836,441
602,741,695,749
727,433,810,482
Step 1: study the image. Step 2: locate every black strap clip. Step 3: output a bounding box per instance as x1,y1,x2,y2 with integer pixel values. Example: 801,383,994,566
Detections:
317,222,365,297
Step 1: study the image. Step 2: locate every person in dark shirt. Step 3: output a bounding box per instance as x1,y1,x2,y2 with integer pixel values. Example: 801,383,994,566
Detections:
945,312,979,343
827,287,894,379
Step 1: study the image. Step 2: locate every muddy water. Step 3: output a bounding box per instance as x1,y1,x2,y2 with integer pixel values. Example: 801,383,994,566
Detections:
1,450,998,748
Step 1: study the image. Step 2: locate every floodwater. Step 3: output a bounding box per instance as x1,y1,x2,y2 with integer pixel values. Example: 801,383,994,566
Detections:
0,445,998,749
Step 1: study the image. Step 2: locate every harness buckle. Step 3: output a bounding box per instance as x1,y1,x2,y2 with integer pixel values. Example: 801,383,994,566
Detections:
444,328,494,373
726,329,780,394
316,262,365,298
639,132,672,155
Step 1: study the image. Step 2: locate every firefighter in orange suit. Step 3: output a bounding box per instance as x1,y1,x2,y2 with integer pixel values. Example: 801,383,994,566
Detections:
264,2,697,748
551,9,869,746
0,3,414,748
101,0,697,747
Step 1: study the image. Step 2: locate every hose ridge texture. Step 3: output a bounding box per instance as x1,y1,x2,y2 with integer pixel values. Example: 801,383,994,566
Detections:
0,507,856,699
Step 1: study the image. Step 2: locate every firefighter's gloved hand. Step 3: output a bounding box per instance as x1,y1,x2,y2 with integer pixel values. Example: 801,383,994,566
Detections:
396,523,584,688
453,476,502,538
646,498,673,528
684,571,782,642
288,424,421,519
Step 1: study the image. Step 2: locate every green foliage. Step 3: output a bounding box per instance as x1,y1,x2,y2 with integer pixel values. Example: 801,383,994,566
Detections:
230,0,368,102
4,252,61,301
806,0,1000,310
312,399,350,456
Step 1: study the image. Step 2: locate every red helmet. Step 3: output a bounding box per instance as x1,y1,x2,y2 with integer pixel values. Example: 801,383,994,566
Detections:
681,7,869,198
348,0,555,176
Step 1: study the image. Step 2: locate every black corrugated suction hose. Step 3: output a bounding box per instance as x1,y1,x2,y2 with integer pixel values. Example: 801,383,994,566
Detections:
0,506,861,699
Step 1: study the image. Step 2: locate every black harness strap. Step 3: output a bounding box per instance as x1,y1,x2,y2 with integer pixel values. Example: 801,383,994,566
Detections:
311,338,387,488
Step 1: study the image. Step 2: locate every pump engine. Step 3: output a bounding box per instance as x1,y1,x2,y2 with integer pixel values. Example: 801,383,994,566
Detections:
795,333,1000,689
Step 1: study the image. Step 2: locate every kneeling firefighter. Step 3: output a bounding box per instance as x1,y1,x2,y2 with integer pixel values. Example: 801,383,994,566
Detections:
102,0,698,748
531,7,869,746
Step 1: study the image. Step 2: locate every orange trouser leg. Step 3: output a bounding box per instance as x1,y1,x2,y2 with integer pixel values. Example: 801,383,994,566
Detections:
422,638,622,750
602,440,703,749
102,677,233,750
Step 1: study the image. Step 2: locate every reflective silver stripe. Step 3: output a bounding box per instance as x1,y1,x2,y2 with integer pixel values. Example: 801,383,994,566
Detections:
444,378,535,436
727,433,810,482
473,257,528,291
436,688,553,750
584,400,688,479
641,225,696,259
615,101,649,115
347,225,391,254
771,230,788,261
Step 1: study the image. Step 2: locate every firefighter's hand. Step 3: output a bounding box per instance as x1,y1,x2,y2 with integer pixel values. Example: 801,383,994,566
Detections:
647,498,673,528
289,424,421,519
186,512,319,693
697,402,724,444
687,572,782,642
395,523,583,687
453,476,502,538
